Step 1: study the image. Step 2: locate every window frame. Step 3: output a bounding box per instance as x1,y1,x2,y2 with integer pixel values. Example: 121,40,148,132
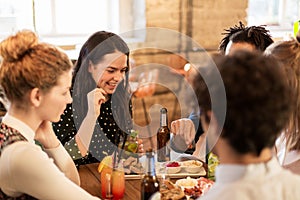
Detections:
247,0,300,38
0,0,146,44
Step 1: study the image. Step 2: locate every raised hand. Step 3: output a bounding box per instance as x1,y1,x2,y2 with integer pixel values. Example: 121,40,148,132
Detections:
171,118,196,146
35,120,60,149
87,88,107,118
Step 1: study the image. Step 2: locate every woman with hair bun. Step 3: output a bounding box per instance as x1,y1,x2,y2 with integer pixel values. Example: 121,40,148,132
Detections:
0,30,100,199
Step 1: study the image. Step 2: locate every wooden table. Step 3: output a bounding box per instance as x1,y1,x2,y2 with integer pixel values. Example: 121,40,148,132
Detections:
78,154,207,199
78,163,141,199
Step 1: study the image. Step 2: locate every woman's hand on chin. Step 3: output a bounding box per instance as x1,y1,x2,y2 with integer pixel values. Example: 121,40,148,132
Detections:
35,121,60,149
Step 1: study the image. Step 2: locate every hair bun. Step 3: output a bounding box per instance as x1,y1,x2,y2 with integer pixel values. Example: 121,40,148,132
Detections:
0,30,38,62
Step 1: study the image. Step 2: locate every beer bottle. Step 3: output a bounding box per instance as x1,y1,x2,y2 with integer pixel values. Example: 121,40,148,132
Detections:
157,107,171,162
141,149,160,200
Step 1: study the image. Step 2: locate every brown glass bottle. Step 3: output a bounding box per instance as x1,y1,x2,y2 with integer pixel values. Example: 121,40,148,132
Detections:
141,149,160,200
157,107,170,162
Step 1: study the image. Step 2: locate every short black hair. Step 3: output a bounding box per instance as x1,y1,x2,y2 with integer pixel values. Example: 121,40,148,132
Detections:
219,21,274,54
193,51,293,156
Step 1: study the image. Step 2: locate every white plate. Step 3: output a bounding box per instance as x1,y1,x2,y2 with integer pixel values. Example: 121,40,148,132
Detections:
176,177,198,189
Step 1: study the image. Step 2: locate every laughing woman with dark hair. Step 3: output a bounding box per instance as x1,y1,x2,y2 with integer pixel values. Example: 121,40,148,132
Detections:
52,31,143,166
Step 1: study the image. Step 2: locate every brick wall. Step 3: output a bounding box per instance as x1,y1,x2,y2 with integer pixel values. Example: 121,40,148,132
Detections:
145,0,248,50
131,0,248,150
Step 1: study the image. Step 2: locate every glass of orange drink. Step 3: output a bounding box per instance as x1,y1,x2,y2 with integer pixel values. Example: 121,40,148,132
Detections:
112,163,125,200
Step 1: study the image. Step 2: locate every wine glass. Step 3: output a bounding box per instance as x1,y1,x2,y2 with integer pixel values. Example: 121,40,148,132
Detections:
131,69,158,98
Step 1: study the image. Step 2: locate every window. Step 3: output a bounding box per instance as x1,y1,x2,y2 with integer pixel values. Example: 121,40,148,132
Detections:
248,0,300,38
0,0,145,44
35,0,112,36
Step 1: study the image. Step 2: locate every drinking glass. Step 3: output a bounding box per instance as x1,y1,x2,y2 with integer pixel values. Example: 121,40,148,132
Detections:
122,130,139,158
112,164,125,200
132,69,158,98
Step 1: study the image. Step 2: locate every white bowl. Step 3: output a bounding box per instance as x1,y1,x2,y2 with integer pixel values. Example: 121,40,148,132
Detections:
185,165,202,174
175,177,198,189
180,160,203,174
166,166,181,174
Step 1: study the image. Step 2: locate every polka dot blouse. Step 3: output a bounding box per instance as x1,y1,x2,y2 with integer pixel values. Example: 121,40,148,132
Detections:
52,99,132,166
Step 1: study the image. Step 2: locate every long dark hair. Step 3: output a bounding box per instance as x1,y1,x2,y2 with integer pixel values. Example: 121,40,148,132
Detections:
72,31,132,133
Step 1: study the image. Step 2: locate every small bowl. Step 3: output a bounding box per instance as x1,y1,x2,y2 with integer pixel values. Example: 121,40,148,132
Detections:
175,177,198,189
181,160,203,174
165,161,181,174
185,165,202,174
166,166,181,174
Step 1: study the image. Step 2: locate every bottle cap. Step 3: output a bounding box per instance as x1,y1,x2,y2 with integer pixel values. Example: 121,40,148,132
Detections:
160,107,167,114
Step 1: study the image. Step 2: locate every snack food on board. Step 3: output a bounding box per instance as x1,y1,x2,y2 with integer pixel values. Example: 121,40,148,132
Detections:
123,156,144,174
160,180,185,200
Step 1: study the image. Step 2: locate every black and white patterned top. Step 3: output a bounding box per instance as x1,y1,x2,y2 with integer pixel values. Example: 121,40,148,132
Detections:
0,123,38,200
53,99,132,166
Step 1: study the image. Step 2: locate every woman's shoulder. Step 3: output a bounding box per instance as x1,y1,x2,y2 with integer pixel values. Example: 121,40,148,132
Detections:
1,141,43,169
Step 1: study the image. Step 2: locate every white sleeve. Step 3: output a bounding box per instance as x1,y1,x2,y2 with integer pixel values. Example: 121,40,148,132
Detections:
5,143,100,200
44,143,80,185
